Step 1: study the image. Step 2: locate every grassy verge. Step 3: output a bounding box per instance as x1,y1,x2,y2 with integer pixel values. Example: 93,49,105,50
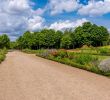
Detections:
0,48,7,63
22,48,110,76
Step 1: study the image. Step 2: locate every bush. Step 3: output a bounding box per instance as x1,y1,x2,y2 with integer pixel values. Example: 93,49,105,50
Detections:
74,53,98,65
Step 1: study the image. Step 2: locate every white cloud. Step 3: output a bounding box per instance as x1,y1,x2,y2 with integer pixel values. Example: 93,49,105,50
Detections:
0,0,110,40
78,0,110,16
48,0,110,16
0,0,45,40
0,0,31,15
34,8,45,15
49,18,88,30
49,0,80,15
28,16,45,31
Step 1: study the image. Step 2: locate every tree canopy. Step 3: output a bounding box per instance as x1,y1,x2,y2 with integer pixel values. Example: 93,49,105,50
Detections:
15,22,110,49
0,34,10,49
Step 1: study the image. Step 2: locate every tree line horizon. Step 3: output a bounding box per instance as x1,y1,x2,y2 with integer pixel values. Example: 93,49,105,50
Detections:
0,22,110,49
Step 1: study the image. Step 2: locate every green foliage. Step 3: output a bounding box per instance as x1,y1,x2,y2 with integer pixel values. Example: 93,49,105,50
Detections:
57,50,68,58
0,48,7,63
0,34,10,49
16,29,63,49
60,35,73,49
15,22,110,50
98,48,110,55
72,22,109,47
74,53,98,65
10,42,17,49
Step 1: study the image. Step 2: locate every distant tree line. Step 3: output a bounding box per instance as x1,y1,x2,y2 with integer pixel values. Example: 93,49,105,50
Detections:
15,22,110,49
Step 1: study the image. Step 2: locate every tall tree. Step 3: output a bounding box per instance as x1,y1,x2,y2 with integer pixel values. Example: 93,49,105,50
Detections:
0,34,10,48
60,34,73,49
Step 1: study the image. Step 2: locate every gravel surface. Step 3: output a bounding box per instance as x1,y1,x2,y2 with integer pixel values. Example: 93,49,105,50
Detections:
0,51,110,100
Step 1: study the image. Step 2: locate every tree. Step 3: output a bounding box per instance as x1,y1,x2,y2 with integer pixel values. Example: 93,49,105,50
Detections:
90,25,109,46
31,32,40,49
40,29,57,48
54,30,63,48
17,31,35,49
15,22,110,50
73,26,90,47
60,34,73,49
73,22,109,47
16,36,24,49
0,34,10,48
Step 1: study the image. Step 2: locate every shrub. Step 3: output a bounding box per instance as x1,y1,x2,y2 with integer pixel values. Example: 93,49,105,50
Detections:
74,53,98,65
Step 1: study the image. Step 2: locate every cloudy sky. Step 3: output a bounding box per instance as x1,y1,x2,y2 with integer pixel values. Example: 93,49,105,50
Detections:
0,0,110,40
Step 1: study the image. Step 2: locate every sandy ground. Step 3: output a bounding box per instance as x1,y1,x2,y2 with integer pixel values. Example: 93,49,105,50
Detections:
0,51,110,100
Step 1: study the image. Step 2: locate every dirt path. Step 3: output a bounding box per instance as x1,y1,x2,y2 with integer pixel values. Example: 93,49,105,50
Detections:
0,51,110,100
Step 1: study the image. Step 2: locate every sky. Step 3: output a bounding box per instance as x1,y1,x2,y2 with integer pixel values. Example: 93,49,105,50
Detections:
0,0,110,40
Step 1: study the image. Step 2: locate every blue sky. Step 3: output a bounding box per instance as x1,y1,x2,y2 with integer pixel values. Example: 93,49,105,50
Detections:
0,0,110,40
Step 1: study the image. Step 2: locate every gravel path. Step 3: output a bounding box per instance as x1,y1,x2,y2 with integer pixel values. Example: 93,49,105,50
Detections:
0,51,110,100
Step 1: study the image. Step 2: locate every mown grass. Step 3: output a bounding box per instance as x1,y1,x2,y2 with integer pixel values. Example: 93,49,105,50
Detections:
22,46,110,76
